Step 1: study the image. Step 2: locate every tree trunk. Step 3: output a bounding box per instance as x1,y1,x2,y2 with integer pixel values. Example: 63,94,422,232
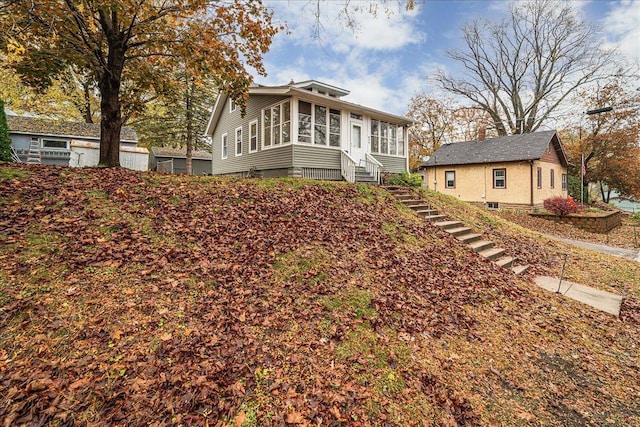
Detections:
83,82,94,124
185,79,193,175
98,36,125,167
99,81,122,167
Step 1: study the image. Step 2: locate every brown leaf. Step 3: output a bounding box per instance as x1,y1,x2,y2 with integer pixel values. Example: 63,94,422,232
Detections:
285,411,305,424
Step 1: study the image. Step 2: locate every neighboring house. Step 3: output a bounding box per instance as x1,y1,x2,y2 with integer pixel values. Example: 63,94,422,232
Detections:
416,130,569,209
149,146,212,175
6,113,148,170
205,80,412,183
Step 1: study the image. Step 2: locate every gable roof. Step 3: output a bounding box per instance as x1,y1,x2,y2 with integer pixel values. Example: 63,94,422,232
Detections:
6,115,138,143
205,80,413,137
150,146,212,160
421,130,568,168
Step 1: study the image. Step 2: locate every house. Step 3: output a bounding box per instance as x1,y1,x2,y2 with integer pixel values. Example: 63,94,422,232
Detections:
149,146,212,175
6,113,148,170
204,80,412,183
416,130,569,209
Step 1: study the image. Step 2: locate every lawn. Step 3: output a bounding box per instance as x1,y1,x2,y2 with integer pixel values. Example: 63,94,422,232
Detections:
1,164,638,426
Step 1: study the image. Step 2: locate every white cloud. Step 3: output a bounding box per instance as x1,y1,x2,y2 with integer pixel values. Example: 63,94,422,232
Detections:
266,0,424,53
602,0,640,65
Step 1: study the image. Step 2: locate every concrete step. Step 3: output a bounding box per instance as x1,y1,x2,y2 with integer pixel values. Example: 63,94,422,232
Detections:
418,213,447,221
394,194,415,200
478,247,506,261
512,265,530,275
445,226,472,237
413,208,439,216
433,220,462,230
469,240,494,252
408,204,432,211
495,256,514,268
400,199,425,206
457,233,483,244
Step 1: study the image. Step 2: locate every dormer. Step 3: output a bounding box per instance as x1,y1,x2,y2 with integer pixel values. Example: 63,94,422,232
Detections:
289,80,350,99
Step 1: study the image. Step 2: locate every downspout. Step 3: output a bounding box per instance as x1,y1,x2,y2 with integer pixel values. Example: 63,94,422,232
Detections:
529,160,534,208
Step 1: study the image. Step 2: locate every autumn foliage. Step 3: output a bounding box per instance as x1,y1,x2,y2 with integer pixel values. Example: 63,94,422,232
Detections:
543,196,579,216
1,164,639,425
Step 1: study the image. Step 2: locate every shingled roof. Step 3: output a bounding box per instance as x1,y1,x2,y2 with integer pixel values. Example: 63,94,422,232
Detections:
6,115,138,142
150,146,212,160
422,130,568,167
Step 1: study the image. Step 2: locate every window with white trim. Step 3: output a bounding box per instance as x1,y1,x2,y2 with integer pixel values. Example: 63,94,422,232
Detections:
230,98,237,113
42,139,69,149
298,101,340,147
235,127,242,156
370,120,403,156
221,133,228,159
562,173,567,190
249,120,258,153
262,100,290,149
493,168,506,188
445,171,455,189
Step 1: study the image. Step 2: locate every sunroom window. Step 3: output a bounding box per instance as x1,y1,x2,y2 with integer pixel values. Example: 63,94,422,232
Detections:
298,101,340,146
262,100,290,149
371,120,404,156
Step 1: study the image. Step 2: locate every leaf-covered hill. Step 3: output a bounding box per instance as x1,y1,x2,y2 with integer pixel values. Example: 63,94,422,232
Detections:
0,164,638,426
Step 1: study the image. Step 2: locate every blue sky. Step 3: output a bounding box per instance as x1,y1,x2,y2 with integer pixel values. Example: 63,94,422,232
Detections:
258,0,640,116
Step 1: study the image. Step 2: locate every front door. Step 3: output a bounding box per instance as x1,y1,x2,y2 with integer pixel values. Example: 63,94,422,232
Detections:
349,120,365,165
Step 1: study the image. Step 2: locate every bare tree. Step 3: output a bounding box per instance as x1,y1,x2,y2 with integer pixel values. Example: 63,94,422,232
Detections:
434,0,617,136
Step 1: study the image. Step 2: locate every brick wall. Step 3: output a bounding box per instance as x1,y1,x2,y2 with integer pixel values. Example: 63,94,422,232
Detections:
529,211,623,234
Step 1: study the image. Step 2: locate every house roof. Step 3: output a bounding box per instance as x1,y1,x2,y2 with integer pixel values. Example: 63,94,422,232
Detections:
420,130,569,168
150,146,212,160
205,80,413,137
6,115,138,142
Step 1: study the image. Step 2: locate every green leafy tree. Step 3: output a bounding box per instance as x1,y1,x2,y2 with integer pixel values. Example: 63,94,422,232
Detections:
1,1,281,167
0,99,11,162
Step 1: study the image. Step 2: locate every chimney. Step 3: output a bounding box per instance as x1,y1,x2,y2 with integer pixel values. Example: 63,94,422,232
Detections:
478,126,486,141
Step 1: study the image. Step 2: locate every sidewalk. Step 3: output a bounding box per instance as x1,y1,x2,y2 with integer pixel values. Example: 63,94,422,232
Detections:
541,233,640,262
534,276,623,316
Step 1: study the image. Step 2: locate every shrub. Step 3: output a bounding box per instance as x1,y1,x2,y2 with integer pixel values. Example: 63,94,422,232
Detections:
388,172,423,187
0,99,11,162
543,196,578,216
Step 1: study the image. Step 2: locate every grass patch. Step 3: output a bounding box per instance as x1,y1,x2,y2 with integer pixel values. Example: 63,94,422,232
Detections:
273,247,331,286
322,289,377,319
0,168,28,180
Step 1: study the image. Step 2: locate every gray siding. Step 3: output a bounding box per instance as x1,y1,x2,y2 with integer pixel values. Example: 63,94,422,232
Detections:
292,145,341,169
372,154,407,173
10,132,71,165
212,94,291,175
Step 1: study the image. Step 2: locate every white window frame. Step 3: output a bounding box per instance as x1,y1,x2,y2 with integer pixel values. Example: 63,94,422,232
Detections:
235,126,242,157
562,173,568,190
370,120,403,157
262,100,291,150
493,168,506,189
445,171,455,189
221,133,228,160
41,138,70,150
230,98,237,113
249,119,258,153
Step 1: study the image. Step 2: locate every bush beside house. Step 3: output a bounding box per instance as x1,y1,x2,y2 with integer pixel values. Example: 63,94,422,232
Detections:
0,100,11,162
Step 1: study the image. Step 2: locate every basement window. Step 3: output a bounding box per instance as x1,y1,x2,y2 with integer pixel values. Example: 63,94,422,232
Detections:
487,202,499,210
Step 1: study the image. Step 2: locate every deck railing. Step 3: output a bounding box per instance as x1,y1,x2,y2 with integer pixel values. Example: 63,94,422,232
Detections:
364,153,383,184
340,151,356,183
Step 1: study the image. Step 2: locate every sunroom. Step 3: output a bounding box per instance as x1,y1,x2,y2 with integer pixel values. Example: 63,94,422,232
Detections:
207,80,412,183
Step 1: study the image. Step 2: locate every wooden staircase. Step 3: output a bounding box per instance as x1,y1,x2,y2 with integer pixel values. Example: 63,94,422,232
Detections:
355,166,378,184
384,186,530,275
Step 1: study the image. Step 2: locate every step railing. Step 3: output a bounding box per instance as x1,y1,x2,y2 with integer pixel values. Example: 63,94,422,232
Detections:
364,153,383,184
341,151,356,183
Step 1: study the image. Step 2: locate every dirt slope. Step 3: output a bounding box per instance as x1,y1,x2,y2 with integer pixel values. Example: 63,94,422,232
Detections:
0,164,638,426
